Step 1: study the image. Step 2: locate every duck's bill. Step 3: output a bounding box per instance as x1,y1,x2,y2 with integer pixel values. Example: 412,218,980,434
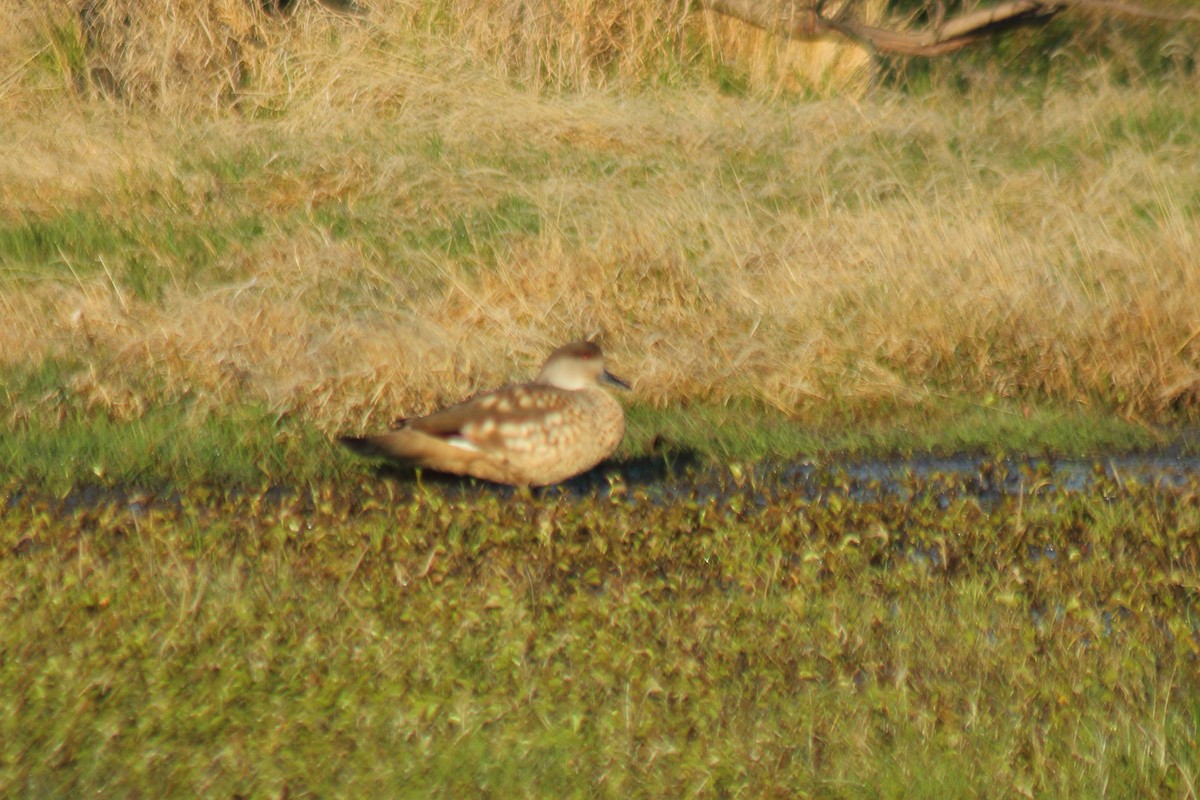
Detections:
602,370,631,390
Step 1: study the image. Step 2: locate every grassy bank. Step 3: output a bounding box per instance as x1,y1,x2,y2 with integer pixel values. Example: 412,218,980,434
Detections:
3,7,1200,492
2,477,1198,796
0,382,1173,493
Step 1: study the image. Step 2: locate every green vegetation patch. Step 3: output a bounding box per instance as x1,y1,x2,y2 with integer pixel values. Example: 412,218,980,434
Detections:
1,401,337,492
0,366,1172,492
0,200,267,300
1,475,1197,796
406,194,543,260
627,399,1166,463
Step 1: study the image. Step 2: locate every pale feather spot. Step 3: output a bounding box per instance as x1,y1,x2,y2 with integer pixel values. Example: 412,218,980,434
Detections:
498,428,532,452
447,436,482,452
498,422,526,439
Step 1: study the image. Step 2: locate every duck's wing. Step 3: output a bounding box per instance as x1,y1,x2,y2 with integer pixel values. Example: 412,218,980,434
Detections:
403,384,574,451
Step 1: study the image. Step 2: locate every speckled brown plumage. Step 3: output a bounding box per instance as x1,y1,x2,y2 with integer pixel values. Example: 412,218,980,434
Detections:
339,342,629,487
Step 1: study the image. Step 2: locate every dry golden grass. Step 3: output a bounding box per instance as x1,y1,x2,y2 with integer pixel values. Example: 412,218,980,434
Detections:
3,0,872,112
702,3,876,96
1,2,1198,439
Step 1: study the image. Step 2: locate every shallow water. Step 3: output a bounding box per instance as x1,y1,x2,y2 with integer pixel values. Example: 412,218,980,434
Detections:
566,449,1200,507
8,448,1200,516
776,451,1200,500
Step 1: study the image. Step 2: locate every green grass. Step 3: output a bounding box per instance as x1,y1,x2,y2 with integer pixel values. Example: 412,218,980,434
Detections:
0,357,1175,492
0,358,1181,492
0,403,342,490
2,476,1197,796
0,199,268,300
0,365,1176,492
628,399,1169,462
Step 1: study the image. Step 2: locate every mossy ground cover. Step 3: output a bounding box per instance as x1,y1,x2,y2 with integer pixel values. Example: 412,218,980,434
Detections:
2,470,1198,797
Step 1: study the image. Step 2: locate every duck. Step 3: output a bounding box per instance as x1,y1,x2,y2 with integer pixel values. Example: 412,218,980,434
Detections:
339,341,629,487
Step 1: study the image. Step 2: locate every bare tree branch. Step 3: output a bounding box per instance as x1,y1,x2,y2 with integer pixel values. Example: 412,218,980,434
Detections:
696,0,1200,57
1060,0,1200,23
830,0,1064,55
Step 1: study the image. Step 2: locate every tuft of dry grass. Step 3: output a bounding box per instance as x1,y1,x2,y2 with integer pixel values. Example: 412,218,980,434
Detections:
701,2,877,96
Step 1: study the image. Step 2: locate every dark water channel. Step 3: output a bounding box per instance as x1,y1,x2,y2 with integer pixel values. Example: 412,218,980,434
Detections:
8,449,1200,516
565,448,1200,507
